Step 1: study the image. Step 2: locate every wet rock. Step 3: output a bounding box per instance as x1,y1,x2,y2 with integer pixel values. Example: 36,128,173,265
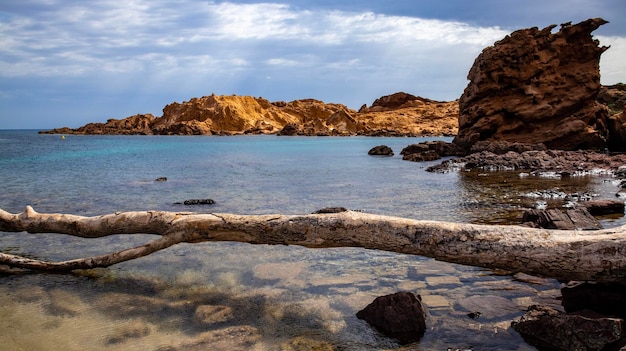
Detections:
578,199,625,216
356,291,427,345
368,145,394,156
512,305,624,351
46,289,86,317
454,18,611,152
468,141,547,155
402,150,440,162
105,320,151,345
561,281,626,319
455,295,520,320
176,199,216,205
428,149,626,174
521,208,603,230
156,325,261,351
194,305,234,325
401,141,460,158
280,336,335,351
313,207,349,214
400,143,429,155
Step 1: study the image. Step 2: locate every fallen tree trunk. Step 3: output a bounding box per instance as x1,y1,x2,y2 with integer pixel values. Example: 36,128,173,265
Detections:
1,206,626,283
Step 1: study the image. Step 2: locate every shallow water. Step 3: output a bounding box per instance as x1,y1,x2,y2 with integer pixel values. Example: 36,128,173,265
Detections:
0,130,624,350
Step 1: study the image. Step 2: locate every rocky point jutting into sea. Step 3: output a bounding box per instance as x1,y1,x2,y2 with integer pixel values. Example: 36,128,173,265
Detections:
41,92,459,137
28,17,626,350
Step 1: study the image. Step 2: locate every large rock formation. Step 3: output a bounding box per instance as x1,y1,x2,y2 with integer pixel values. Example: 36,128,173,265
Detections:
357,92,458,136
40,92,458,137
453,18,612,153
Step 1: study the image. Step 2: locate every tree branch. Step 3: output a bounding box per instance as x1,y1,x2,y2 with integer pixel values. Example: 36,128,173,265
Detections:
1,206,626,283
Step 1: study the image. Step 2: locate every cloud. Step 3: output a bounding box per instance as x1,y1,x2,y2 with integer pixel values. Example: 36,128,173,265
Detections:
1,1,624,128
598,36,626,84
0,1,507,79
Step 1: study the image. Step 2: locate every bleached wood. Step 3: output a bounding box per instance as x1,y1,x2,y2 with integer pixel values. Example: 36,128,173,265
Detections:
1,206,626,282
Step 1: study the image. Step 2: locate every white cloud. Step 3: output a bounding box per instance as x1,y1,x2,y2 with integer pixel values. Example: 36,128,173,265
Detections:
598,36,626,84
0,1,508,79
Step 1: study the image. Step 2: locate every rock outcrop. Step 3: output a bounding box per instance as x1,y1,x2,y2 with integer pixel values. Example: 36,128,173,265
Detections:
357,92,458,136
41,92,459,137
453,18,612,153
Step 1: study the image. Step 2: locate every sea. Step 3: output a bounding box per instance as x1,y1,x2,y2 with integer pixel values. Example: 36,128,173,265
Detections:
0,130,624,350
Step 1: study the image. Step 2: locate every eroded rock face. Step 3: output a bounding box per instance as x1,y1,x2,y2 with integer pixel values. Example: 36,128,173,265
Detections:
358,92,458,136
454,18,611,152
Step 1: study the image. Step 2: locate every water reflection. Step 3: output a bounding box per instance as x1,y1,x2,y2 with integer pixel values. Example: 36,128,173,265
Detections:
457,169,625,227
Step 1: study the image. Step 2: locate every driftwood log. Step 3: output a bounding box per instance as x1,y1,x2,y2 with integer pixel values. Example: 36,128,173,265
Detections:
1,206,626,283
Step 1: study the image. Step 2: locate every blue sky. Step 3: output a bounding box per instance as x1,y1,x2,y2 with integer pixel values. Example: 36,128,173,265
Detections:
1,1,625,129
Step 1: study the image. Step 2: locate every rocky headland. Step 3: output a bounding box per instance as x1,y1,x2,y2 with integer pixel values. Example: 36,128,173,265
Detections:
40,92,458,137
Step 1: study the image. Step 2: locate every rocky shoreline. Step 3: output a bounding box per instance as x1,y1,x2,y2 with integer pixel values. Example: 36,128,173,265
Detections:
35,17,626,350
39,92,458,137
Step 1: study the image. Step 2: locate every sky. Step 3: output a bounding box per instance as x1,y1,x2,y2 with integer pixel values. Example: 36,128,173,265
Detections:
1,1,625,129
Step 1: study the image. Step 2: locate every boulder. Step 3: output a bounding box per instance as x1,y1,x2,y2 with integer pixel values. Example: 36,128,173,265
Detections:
402,150,440,162
368,145,394,156
400,143,430,156
356,291,427,345
454,18,611,153
521,208,603,230
401,141,461,157
512,305,625,351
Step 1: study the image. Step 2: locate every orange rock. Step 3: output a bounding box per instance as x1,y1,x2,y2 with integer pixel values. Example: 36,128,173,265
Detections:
454,18,612,152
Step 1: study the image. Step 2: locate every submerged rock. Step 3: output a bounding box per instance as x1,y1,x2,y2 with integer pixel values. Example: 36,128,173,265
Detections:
356,291,427,345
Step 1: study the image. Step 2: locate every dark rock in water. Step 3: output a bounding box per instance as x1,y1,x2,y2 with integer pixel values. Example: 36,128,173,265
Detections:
578,199,625,216
469,141,547,155
402,150,440,162
401,141,460,157
400,143,429,156
561,281,626,319
521,208,602,230
155,177,168,182
313,207,349,214
177,199,216,205
512,305,624,351
427,149,626,173
356,291,427,345
368,145,394,156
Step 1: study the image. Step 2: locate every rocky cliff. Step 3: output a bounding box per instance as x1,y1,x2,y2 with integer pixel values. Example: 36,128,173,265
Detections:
41,93,458,137
453,18,615,152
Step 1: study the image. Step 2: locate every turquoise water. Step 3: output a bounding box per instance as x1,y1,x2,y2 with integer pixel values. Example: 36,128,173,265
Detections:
0,130,623,350
0,131,462,218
